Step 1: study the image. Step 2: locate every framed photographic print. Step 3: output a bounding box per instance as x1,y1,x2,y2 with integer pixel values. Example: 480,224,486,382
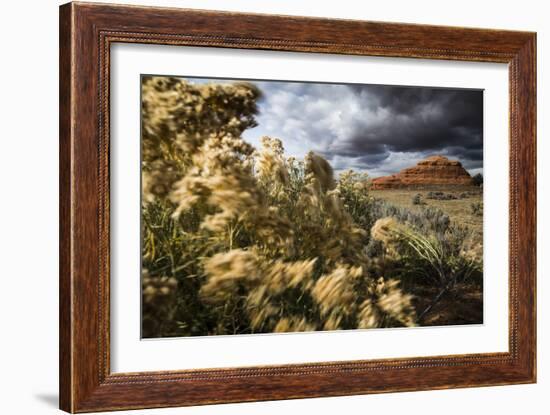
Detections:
59,2,536,412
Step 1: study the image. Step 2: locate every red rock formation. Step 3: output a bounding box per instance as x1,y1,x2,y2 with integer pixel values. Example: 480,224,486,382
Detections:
371,156,474,189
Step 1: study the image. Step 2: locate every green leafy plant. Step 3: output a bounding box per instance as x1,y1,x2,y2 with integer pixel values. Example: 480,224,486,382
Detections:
471,201,483,216
412,193,424,205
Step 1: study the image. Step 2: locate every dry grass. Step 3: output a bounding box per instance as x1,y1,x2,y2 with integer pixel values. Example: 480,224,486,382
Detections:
141,76,418,337
371,186,483,242
140,76,483,336
370,186,483,327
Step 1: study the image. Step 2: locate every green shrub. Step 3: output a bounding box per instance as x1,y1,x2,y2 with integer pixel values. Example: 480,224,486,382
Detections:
412,193,424,205
426,191,458,200
471,201,483,216
371,217,482,289
370,200,451,236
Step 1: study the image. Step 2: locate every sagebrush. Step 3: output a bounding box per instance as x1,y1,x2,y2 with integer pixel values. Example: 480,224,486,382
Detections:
141,76,482,337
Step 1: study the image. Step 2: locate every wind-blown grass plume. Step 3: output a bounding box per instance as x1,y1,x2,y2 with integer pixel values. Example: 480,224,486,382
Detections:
201,249,318,332
141,76,419,337
337,170,373,232
255,136,290,191
311,264,363,330
141,76,261,203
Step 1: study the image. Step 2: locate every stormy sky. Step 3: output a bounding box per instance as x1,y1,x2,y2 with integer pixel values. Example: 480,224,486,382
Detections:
186,77,483,177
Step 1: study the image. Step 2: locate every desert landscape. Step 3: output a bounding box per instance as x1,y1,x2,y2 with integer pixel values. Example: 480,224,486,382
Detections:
369,156,483,326
371,156,483,237
140,76,484,338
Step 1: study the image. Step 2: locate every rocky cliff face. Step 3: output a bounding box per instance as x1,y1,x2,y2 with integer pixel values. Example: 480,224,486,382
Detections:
371,156,474,189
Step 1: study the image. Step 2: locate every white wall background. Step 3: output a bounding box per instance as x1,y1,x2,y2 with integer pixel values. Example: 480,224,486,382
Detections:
0,0,546,414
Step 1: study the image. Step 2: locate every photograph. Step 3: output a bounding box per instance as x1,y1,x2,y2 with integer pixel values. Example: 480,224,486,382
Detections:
141,75,484,338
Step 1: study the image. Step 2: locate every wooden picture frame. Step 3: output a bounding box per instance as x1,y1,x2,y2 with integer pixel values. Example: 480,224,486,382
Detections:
59,2,536,412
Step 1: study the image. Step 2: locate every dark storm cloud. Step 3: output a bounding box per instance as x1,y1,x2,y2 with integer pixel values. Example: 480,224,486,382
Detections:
325,85,483,166
245,80,483,176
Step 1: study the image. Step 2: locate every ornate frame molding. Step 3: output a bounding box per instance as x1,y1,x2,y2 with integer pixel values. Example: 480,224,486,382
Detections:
60,2,536,412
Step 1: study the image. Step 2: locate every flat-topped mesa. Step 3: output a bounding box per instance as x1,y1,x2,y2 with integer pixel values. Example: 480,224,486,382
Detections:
371,155,475,189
